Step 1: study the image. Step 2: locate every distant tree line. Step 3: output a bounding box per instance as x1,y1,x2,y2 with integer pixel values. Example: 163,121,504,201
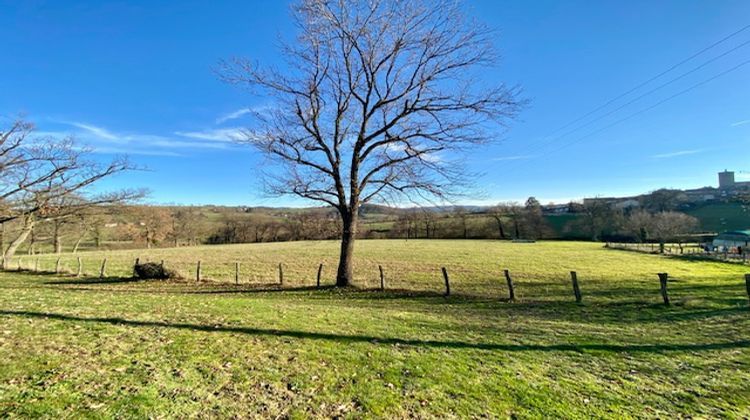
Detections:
563,190,701,252
0,129,704,255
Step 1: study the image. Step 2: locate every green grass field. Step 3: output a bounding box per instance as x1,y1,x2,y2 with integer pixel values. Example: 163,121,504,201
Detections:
1,240,749,417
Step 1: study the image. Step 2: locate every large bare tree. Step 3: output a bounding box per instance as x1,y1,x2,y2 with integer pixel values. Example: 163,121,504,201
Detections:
222,0,524,286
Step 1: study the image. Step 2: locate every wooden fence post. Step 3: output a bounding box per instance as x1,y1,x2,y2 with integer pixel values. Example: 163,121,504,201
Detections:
570,271,582,303
745,274,750,305
133,257,140,277
504,269,515,301
235,262,240,285
378,265,385,291
17,257,22,271
76,257,82,277
278,263,284,285
658,273,670,306
100,258,107,278
441,267,450,296
317,263,323,288
55,257,61,274
196,261,201,282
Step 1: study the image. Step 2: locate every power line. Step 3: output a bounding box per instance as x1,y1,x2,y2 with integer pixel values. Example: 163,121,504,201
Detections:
515,57,750,170
516,38,750,159
548,22,750,136
512,22,750,159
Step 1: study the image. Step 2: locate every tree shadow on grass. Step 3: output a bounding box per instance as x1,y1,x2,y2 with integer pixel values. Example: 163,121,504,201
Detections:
1,309,748,354
35,272,486,301
45,277,142,285
183,283,338,294
185,286,483,300
17,272,750,325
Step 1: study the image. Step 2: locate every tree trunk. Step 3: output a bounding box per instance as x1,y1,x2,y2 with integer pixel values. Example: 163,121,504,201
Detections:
27,227,36,255
94,228,101,248
3,217,35,267
494,217,506,239
53,221,63,254
336,210,357,287
72,233,85,253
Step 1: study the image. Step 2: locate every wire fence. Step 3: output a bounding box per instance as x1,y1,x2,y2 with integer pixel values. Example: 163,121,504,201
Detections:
3,252,750,307
606,242,749,264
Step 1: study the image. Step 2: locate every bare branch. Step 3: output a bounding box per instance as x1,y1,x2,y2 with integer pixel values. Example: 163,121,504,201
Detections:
220,0,525,285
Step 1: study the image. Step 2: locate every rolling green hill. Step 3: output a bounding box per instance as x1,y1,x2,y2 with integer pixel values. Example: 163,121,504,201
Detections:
685,202,750,233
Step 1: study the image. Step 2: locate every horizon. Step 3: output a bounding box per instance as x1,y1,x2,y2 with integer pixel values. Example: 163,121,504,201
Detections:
97,167,747,210
2,0,750,207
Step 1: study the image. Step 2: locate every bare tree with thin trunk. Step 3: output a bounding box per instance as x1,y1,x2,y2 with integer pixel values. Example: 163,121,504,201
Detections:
0,119,142,265
488,202,523,240
453,206,470,239
221,0,524,286
647,211,699,254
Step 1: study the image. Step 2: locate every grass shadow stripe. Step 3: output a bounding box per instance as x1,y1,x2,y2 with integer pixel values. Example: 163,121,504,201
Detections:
2,309,748,354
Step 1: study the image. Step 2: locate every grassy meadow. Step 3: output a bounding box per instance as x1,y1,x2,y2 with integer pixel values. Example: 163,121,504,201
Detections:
1,240,749,417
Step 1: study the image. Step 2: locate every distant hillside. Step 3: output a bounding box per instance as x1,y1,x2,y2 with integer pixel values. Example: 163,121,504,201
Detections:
685,202,750,233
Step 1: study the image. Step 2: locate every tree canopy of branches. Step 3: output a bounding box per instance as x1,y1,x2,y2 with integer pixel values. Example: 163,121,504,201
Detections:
0,119,141,264
488,202,523,239
640,189,687,213
222,0,524,286
577,200,624,241
521,197,548,240
624,210,699,253
126,207,174,249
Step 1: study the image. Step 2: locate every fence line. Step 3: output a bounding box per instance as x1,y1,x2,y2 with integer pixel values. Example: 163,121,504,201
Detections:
607,242,749,265
3,255,749,306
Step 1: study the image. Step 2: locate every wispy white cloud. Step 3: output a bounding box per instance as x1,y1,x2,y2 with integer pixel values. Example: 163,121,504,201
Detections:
216,105,276,124
48,121,239,155
491,155,533,161
67,122,120,141
175,128,246,142
84,146,184,157
650,149,703,159
730,119,750,127
422,152,442,163
216,108,253,124
37,133,185,157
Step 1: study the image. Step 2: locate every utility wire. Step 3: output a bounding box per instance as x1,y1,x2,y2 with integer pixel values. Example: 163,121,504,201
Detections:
514,38,750,160
548,22,750,136
512,23,750,159
513,57,750,172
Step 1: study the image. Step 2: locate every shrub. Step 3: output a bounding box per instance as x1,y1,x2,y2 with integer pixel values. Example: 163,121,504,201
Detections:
134,262,179,280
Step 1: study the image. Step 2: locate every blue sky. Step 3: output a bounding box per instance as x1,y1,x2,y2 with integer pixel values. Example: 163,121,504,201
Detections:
2,0,749,206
